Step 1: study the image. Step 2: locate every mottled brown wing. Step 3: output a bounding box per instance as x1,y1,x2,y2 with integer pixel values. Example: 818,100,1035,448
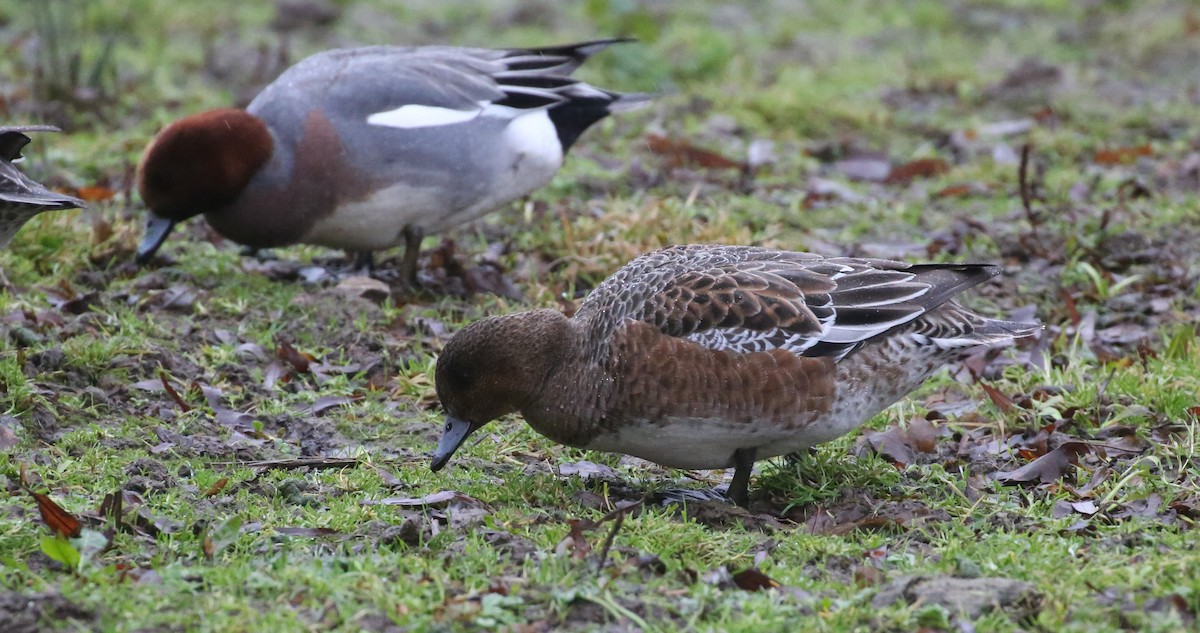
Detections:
577,245,997,359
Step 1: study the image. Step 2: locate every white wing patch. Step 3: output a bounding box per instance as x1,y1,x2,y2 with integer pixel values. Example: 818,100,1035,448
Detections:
367,104,483,128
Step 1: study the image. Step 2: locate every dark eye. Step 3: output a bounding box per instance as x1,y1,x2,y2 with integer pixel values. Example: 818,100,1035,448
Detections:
444,420,453,431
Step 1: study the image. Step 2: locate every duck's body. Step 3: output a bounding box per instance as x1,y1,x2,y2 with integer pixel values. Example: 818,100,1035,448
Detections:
432,245,1040,505
0,126,84,248
136,40,646,282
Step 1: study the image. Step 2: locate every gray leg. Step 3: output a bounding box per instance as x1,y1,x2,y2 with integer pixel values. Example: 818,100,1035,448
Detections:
399,225,423,287
727,447,757,508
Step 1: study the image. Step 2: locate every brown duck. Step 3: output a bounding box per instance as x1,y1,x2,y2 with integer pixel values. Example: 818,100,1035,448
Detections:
432,245,1039,505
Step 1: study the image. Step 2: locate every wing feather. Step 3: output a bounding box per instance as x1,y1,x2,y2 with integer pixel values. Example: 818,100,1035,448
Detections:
576,245,999,360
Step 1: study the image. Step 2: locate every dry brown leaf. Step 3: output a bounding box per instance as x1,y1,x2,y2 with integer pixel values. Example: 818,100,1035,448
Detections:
994,441,1094,485
731,568,781,592
1094,144,1152,166
74,185,117,202
906,417,937,453
981,384,1015,413
645,133,744,170
30,491,83,538
204,478,230,497
885,157,950,184
275,339,315,373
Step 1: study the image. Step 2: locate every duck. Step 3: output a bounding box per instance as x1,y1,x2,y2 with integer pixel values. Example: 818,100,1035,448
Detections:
0,125,84,250
135,39,648,284
430,245,1040,506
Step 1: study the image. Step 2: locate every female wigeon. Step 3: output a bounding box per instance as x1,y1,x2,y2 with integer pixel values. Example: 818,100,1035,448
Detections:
136,40,646,283
431,245,1040,506
0,126,84,250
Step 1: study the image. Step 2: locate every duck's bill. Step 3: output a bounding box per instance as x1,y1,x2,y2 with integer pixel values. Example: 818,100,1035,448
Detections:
136,213,176,265
431,416,478,472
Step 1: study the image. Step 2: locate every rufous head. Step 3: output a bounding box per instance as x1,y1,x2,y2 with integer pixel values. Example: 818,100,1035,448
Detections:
135,108,272,264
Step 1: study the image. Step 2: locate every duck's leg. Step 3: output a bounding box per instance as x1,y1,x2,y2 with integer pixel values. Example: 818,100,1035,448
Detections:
352,251,375,274
239,246,277,261
726,447,757,507
399,224,423,287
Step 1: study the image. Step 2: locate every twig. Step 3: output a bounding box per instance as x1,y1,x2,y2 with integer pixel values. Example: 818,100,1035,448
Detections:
1018,143,1038,225
592,497,646,573
221,457,364,470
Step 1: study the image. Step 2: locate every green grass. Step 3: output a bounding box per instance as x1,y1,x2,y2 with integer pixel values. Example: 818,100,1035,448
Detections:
1,0,1200,631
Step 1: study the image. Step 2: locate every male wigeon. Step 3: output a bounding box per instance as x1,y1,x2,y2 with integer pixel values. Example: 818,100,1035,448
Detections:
0,126,84,250
135,39,647,283
431,245,1040,506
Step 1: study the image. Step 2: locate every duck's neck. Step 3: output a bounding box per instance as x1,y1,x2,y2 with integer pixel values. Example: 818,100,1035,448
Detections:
518,316,613,448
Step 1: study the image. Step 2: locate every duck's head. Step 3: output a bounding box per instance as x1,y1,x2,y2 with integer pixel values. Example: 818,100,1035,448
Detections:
135,108,272,265
431,309,570,472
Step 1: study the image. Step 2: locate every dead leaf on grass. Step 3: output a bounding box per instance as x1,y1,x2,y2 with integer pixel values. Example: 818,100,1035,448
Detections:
275,338,315,373
645,133,745,170
993,441,1094,485
980,383,1016,413
30,490,83,538
730,568,781,591
558,518,592,562
905,417,937,453
74,185,116,202
884,157,949,184
204,478,230,497
1052,499,1099,518
1094,144,1152,166
861,426,914,467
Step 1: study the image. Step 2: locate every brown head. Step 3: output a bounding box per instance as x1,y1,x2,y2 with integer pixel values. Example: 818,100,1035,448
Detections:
135,108,273,264
431,309,571,471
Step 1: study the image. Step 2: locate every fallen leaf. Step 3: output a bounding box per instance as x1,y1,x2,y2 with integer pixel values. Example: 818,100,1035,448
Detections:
861,426,914,467
994,441,1094,485
560,518,591,561
275,339,315,373
933,183,979,198
731,568,782,592
885,158,949,184
30,491,83,538
645,133,744,170
204,478,230,497
333,276,390,303
980,383,1015,413
906,417,937,453
74,185,117,202
1094,144,1152,166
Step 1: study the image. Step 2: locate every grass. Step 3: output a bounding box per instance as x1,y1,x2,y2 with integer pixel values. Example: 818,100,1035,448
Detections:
1,0,1200,631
